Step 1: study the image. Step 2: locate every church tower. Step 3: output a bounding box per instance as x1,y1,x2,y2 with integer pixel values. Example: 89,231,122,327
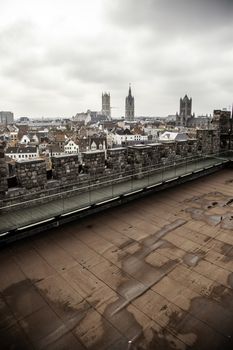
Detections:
125,84,135,121
176,94,192,126
102,92,111,119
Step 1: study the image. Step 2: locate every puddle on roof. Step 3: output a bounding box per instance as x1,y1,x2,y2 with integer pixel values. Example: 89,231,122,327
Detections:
221,243,233,262
1,279,91,349
3,211,233,349
185,192,233,230
165,286,233,350
183,251,205,267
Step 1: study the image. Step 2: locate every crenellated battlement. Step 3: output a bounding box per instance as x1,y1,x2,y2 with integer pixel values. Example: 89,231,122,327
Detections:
0,144,8,198
0,129,225,207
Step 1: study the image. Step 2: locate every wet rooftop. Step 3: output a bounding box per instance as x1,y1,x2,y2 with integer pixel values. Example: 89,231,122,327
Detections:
1,168,233,350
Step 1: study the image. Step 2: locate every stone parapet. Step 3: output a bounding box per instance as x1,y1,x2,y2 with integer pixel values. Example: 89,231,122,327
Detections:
52,154,80,184
106,148,128,173
15,159,47,190
196,129,220,154
82,150,105,175
160,141,176,164
128,145,152,169
0,144,8,196
5,187,26,199
147,143,163,165
176,140,189,158
187,139,198,155
0,133,224,205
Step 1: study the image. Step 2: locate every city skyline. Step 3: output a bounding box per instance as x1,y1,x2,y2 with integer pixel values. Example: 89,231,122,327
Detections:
0,0,233,118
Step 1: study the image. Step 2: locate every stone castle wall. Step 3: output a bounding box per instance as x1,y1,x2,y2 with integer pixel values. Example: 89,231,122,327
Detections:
106,147,128,173
0,129,226,205
148,143,163,165
15,159,47,190
196,129,220,155
52,154,80,184
82,150,105,175
0,144,8,197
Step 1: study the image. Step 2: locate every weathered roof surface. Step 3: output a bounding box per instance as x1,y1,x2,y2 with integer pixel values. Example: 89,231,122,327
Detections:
1,169,233,349
5,146,37,154
48,144,62,153
159,131,188,142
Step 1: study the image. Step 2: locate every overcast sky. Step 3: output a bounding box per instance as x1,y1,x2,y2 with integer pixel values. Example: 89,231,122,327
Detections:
0,0,233,118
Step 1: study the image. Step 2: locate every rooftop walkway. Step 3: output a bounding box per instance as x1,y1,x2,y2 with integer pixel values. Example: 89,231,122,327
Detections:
1,169,233,349
0,152,232,236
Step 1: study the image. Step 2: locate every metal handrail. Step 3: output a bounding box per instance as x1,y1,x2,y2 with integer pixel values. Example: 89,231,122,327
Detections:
0,152,231,211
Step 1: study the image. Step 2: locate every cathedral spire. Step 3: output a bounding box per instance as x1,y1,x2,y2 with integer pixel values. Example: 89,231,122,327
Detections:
129,83,132,97
125,84,134,121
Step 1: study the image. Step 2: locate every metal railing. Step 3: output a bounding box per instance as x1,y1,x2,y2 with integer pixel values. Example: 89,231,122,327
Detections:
0,151,232,235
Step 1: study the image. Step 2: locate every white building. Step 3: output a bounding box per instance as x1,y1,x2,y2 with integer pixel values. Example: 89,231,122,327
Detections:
64,140,79,154
143,126,160,141
19,135,31,145
112,130,148,145
5,146,38,160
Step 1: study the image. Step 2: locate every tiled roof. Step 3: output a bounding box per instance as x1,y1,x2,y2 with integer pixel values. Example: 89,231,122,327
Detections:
5,146,37,154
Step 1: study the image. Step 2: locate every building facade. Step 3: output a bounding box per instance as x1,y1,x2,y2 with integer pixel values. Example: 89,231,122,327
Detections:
102,93,111,119
125,85,135,121
64,140,79,154
5,146,38,160
113,130,148,146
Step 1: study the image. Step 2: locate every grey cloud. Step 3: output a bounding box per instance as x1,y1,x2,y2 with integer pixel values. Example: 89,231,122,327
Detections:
43,36,141,87
108,0,233,33
0,1,232,117
0,20,37,57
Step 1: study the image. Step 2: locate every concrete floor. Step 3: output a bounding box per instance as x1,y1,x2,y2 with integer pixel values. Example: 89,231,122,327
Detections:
1,168,233,349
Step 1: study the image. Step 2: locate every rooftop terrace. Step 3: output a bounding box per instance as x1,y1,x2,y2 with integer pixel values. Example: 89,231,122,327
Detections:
1,169,233,349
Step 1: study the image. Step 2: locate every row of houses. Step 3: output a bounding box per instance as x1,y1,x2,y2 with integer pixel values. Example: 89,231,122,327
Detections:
4,131,190,162
4,135,108,160
5,147,38,160
1,115,195,163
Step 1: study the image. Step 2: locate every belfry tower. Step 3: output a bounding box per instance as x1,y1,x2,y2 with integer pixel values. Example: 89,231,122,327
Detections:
102,92,111,119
